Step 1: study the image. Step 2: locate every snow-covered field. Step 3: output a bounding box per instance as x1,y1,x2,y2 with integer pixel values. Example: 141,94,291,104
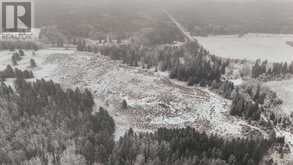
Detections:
266,79,293,115
196,34,293,62
0,49,269,140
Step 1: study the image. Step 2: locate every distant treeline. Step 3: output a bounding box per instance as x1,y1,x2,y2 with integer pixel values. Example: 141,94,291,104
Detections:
252,60,293,80
39,26,66,47
174,2,293,35
0,65,33,80
143,22,185,45
0,41,40,50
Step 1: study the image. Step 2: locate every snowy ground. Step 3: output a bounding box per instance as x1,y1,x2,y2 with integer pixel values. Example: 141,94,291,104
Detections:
265,79,293,161
196,34,293,62
0,49,268,140
266,79,293,115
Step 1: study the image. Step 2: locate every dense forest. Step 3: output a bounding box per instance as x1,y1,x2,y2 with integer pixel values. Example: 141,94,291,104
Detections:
230,85,263,121
143,22,185,45
108,127,282,165
0,78,115,164
251,60,293,81
211,79,282,122
0,65,34,80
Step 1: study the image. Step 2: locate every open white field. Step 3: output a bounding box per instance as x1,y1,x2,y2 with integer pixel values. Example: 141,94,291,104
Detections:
196,34,293,62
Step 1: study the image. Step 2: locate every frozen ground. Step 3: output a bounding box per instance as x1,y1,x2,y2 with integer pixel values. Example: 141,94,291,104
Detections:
266,79,293,115
0,49,268,140
196,34,293,62
265,79,293,161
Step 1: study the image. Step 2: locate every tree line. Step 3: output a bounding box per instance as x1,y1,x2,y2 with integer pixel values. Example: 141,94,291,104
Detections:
108,127,281,165
252,59,293,80
0,41,39,50
0,65,33,80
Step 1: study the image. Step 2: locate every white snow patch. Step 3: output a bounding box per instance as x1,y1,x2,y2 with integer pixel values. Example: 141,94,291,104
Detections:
230,78,244,86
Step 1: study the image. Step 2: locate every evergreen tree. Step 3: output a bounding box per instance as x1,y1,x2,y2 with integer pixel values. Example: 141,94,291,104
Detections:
18,49,25,56
30,58,37,68
121,99,128,109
